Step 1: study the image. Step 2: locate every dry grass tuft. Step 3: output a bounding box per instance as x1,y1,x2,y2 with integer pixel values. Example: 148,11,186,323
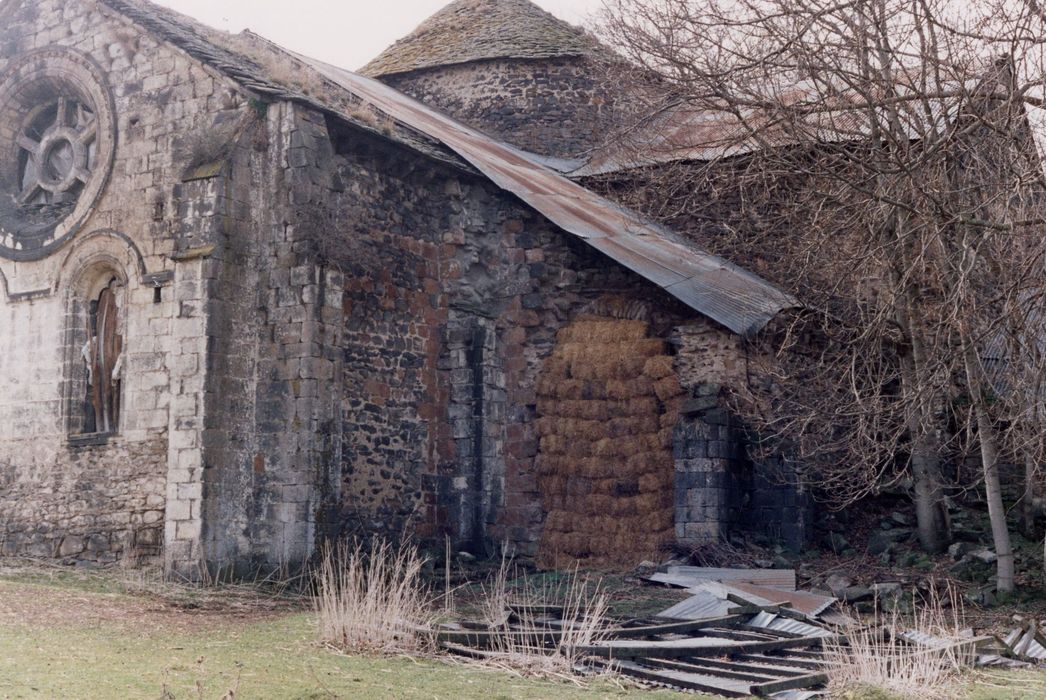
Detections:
314,539,436,655
825,586,971,699
473,555,613,684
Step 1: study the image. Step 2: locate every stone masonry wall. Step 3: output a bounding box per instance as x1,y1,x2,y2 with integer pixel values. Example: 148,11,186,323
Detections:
671,323,814,552
384,57,617,159
0,0,257,571
281,113,703,555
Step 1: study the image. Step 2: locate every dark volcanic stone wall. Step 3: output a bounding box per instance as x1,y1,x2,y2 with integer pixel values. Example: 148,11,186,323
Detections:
295,113,703,554
383,57,617,159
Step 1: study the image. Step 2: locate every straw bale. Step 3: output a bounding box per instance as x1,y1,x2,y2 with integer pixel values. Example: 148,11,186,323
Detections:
654,375,684,401
539,435,566,455
579,460,608,479
590,436,639,459
626,451,667,475
606,377,655,400
535,398,561,418
540,357,571,380
586,494,612,515
633,492,660,514
564,440,591,459
570,419,604,442
565,479,592,498
617,397,658,417
558,338,667,367
570,356,649,381
639,472,672,493
610,497,636,518
643,355,675,379
556,319,649,344
605,415,658,437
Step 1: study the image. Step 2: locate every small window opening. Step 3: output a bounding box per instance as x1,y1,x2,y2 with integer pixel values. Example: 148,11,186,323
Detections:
81,278,123,435
153,285,162,304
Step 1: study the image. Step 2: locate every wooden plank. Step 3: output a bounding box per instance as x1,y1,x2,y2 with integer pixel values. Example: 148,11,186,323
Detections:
771,649,828,660
606,659,752,697
674,656,811,678
429,614,747,646
608,615,748,639
643,657,783,683
751,671,830,696
731,653,825,671
699,628,787,643
583,634,836,659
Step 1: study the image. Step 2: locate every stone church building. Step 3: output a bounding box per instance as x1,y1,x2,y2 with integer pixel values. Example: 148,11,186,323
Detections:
0,0,808,577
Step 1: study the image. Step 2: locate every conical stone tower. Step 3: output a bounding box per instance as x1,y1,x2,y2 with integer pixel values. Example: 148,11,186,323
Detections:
362,0,620,159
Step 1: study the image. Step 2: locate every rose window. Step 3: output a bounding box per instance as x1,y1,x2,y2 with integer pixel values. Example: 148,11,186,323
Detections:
17,97,98,207
0,48,116,261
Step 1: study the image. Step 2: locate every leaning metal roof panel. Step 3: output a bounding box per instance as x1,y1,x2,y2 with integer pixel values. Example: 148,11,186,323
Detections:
297,57,799,336
100,0,798,336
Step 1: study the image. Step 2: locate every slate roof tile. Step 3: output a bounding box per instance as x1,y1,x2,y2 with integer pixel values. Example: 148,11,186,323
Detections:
360,0,612,77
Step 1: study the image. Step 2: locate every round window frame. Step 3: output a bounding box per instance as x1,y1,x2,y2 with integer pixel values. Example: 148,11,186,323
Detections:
0,48,117,261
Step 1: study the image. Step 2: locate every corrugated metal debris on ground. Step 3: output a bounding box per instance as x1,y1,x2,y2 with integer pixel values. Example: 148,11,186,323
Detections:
437,575,998,697
728,583,836,618
1002,623,1046,661
749,611,835,639
439,610,838,697
651,566,799,591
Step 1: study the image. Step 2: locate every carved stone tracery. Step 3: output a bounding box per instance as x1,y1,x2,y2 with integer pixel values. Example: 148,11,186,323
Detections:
0,48,116,260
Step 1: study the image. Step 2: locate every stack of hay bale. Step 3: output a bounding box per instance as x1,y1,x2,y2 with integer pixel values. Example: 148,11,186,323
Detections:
535,316,684,570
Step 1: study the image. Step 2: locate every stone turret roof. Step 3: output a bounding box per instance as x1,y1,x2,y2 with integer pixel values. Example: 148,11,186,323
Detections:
361,0,611,77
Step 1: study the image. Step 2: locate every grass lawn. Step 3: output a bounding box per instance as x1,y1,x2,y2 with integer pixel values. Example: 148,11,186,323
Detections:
0,579,687,699
1,569,1045,699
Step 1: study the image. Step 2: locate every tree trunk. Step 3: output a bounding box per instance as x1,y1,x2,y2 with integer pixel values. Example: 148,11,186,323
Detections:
962,338,1016,594
895,285,951,553
911,432,951,553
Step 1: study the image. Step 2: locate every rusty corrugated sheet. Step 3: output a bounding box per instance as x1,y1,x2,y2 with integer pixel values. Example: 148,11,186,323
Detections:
729,582,836,617
294,55,799,337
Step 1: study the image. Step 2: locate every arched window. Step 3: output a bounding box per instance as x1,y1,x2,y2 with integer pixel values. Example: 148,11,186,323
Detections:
81,278,123,435
66,266,125,439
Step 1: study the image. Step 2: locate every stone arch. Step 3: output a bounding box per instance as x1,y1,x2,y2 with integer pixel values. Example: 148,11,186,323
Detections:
54,229,146,295
534,311,685,570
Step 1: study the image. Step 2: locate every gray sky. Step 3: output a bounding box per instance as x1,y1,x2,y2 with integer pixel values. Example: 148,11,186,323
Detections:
153,0,604,71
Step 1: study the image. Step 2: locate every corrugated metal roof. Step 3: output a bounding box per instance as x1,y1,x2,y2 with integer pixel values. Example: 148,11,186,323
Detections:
729,583,836,617
100,0,799,338
361,0,612,77
294,57,799,336
658,590,735,621
1003,626,1046,661
571,80,969,177
749,611,834,639
665,566,798,590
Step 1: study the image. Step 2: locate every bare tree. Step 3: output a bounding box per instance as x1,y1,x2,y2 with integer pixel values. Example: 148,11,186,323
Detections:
595,0,1046,592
